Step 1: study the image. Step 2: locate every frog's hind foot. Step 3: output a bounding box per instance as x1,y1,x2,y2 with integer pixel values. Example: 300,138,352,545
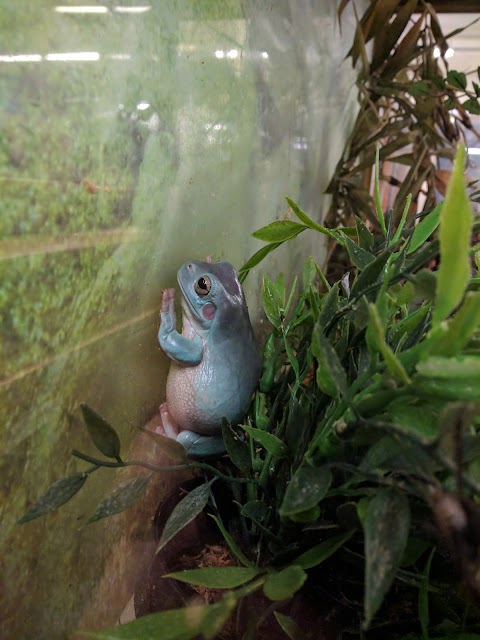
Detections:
177,430,226,459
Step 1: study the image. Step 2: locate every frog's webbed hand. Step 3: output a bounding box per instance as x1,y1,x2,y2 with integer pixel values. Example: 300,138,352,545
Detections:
158,288,203,366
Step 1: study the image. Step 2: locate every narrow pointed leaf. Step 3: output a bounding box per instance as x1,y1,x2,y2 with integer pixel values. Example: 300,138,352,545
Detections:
286,196,342,243
165,566,259,589
242,425,289,458
262,274,283,327
430,292,480,356
280,465,332,516
344,235,375,270
407,204,442,255
364,489,410,628
239,242,282,283
252,220,307,243
84,600,234,640
433,145,473,326
210,514,253,568
367,304,411,384
312,324,349,398
263,565,307,601
295,530,354,570
18,472,88,524
350,249,393,301
221,420,250,473
318,283,339,327
356,216,374,251
157,482,211,552
81,403,121,459
88,475,150,523
274,612,308,640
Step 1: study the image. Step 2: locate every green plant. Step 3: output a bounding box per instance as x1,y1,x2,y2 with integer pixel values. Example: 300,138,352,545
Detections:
328,0,480,231
20,145,480,639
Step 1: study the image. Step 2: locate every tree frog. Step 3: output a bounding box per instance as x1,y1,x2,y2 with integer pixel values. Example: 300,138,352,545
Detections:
158,259,260,458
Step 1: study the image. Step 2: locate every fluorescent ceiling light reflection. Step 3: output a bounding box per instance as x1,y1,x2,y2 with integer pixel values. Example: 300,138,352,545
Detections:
215,50,224,58
227,49,238,59
261,51,269,59
468,148,480,156
0,54,42,62
136,101,150,110
55,5,108,13
114,5,151,13
46,51,100,61
109,53,131,60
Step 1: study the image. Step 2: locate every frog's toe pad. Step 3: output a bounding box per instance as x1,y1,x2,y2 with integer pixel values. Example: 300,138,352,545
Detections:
177,431,226,459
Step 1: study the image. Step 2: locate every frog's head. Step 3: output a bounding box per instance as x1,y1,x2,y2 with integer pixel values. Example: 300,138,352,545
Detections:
177,260,246,332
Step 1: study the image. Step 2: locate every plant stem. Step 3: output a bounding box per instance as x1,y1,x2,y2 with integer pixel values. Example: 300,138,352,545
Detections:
70,450,260,485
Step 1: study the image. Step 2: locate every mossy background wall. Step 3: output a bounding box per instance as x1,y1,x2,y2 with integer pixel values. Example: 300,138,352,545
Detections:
0,1,359,638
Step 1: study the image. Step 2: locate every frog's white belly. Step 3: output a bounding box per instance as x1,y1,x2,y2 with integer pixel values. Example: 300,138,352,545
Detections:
166,356,250,434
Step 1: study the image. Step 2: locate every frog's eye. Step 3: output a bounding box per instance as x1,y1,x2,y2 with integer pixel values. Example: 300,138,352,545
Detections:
194,276,211,296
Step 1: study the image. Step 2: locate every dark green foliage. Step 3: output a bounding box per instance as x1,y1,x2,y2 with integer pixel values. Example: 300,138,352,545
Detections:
19,142,480,639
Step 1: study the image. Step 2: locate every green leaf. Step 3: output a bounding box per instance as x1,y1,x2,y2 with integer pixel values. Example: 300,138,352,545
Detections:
433,145,473,326
140,428,188,462
239,242,282,283
408,81,431,96
355,216,374,251
84,599,235,640
81,403,121,460
417,355,480,379
407,204,442,254
318,283,339,327
210,515,253,568
312,324,349,398
386,401,437,439
350,249,393,301
157,482,211,552
166,566,259,589
411,270,437,302
280,465,332,516
263,565,307,601
388,305,430,348
274,612,307,640
463,98,480,116
284,335,300,381
447,70,467,90
367,304,411,384
428,292,480,357
419,548,435,640
17,472,88,524
262,274,283,327
364,489,410,628
252,220,307,243
88,475,150,523
241,499,269,523
294,530,354,570
221,420,250,473
241,425,289,458
344,235,375,270
413,376,480,401
286,196,343,243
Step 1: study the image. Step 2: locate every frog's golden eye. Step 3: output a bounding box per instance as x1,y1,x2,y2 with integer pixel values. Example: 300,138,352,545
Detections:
194,276,211,296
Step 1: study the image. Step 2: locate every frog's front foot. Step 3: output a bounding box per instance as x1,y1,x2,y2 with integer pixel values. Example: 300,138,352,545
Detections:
177,430,226,459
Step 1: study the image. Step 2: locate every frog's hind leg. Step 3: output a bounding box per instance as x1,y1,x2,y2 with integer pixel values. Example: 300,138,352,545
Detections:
177,430,225,459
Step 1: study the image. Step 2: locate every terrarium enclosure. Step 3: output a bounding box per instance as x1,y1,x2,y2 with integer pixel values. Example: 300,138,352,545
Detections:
1,2,360,638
